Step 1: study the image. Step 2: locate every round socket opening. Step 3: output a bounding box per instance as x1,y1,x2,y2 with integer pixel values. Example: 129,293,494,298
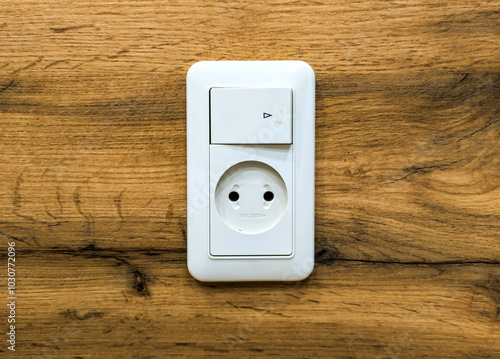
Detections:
263,191,274,202
228,191,239,202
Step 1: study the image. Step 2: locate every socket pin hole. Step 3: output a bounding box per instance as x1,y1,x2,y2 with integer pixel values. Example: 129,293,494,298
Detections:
263,191,274,202
228,191,239,202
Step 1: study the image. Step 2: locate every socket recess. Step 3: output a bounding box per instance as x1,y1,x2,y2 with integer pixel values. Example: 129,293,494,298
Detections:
187,61,315,281
214,161,288,235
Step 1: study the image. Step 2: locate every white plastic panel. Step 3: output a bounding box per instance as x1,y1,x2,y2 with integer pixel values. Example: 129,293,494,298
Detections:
186,61,315,281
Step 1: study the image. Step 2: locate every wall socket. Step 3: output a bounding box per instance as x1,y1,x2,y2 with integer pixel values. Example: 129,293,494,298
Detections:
186,61,315,281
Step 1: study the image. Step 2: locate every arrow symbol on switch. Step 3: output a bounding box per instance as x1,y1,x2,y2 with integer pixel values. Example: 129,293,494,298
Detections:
263,112,272,118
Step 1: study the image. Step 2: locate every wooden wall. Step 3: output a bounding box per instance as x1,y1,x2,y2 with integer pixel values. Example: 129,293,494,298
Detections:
1,0,499,357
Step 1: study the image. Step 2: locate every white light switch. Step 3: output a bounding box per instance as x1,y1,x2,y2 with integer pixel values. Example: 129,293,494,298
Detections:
211,88,292,144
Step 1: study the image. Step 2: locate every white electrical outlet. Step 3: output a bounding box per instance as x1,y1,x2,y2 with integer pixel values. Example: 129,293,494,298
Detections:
186,61,315,281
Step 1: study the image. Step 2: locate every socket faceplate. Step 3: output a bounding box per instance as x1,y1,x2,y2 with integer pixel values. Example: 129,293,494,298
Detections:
210,145,293,256
187,61,315,281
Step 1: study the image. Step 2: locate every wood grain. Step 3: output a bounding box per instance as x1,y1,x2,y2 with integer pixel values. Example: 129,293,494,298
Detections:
1,0,499,357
